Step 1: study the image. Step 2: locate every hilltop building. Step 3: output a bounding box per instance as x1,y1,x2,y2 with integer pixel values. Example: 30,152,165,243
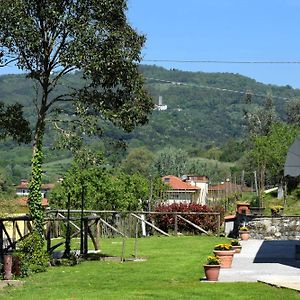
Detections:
154,95,168,111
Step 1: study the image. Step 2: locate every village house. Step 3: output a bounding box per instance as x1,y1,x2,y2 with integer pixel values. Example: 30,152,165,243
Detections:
16,179,54,198
162,175,208,204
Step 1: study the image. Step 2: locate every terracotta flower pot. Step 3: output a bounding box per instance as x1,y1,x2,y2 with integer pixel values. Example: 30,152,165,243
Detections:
213,250,235,268
239,231,249,241
203,264,220,281
232,245,242,253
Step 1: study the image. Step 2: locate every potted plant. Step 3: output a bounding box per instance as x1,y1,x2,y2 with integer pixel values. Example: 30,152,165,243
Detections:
213,244,235,268
203,255,221,281
231,239,242,253
270,205,284,217
239,226,249,241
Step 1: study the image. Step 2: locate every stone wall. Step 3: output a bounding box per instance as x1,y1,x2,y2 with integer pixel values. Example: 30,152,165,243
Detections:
247,217,300,240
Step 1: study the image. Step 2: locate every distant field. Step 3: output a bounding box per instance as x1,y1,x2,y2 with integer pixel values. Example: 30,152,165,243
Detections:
0,236,299,300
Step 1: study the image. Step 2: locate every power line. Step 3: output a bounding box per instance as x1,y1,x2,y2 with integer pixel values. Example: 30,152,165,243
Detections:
145,76,293,101
143,59,300,64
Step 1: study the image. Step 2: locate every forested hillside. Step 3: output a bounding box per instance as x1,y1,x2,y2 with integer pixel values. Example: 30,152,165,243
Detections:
1,65,300,183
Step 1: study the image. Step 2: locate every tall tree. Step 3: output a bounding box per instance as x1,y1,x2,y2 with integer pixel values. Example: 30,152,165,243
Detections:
154,147,188,177
286,98,300,126
244,93,278,196
0,0,153,235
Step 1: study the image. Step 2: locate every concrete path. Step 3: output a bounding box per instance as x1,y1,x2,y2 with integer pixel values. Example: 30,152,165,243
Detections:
219,239,300,291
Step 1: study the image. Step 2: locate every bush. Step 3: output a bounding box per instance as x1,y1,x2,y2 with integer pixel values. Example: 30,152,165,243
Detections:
17,231,49,277
214,243,232,251
206,255,220,265
152,203,224,234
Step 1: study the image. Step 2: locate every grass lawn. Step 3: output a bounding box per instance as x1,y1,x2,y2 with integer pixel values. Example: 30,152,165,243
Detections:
0,236,299,299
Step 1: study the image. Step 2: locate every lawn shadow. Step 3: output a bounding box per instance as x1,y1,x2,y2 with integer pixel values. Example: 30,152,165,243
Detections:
253,240,300,268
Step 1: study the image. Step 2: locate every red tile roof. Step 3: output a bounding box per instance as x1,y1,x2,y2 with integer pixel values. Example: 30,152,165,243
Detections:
162,175,200,190
16,181,55,190
17,197,49,207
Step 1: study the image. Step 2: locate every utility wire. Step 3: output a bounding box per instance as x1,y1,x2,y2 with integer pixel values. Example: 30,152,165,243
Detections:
145,76,294,101
143,59,300,64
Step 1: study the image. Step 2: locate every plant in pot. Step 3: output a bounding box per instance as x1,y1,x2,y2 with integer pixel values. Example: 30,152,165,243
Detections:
239,226,250,241
203,255,221,281
213,244,235,268
231,239,242,253
270,205,284,217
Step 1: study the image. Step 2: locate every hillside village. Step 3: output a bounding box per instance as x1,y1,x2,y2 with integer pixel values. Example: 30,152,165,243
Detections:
0,1,300,299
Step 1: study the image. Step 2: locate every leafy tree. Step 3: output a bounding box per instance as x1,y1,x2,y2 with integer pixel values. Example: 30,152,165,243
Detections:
204,146,222,161
247,123,299,191
243,93,279,195
286,98,300,126
0,1,153,235
154,147,188,177
244,92,278,137
220,139,245,162
50,165,150,211
121,147,155,177
0,102,31,143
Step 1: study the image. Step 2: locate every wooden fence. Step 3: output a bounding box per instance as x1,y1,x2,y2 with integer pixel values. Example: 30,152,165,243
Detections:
0,210,221,261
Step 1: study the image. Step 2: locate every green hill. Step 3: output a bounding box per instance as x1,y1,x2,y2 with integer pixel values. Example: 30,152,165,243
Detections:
1,65,300,182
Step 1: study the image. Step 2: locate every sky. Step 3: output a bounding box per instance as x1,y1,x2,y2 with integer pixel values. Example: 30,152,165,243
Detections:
1,1,300,88
126,0,300,88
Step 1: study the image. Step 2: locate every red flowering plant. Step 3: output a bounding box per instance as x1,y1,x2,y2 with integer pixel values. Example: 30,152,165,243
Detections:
152,203,224,234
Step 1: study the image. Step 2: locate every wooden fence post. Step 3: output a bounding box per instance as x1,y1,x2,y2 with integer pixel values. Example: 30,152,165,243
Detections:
95,218,100,251
217,214,221,237
174,213,178,236
12,221,16,250
46,221,51,252
83,218,88,256
0,221,3,262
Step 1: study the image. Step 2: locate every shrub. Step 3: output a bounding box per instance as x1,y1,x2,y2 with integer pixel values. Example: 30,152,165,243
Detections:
17,231,49,277
206,255,220,265
152,203,224,234
270,205,283,213
214,243,233,251
230,239,240,246
239,226,249,231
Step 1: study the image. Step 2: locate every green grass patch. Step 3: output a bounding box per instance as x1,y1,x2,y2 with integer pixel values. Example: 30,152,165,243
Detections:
0,236,299,299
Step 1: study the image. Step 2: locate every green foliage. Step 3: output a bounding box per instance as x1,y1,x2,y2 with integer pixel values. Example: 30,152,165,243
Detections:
0,0,153,236
203,146,222,161
220,139,245,162
0,102,31,143
17,231,49,277
186,157,232,184
214,243,233,251
49,155,157,211
239,226,249,231
270,205,283,213
28,133,44,236
154,147,188,177
230,239,240,246
121,147,155,177
206,255,220,265
1,65,300,159
2,237,298,300
286,98,300,126
246,123,299,186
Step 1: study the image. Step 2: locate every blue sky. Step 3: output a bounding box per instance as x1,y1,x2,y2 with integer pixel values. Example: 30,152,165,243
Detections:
127,0,300,88
2,1,300,88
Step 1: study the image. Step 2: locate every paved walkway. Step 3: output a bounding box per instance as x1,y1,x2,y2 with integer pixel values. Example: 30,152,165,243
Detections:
219,239,300,291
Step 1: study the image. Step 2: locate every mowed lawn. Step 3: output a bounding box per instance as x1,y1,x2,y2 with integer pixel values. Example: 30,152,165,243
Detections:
0,236,299,299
